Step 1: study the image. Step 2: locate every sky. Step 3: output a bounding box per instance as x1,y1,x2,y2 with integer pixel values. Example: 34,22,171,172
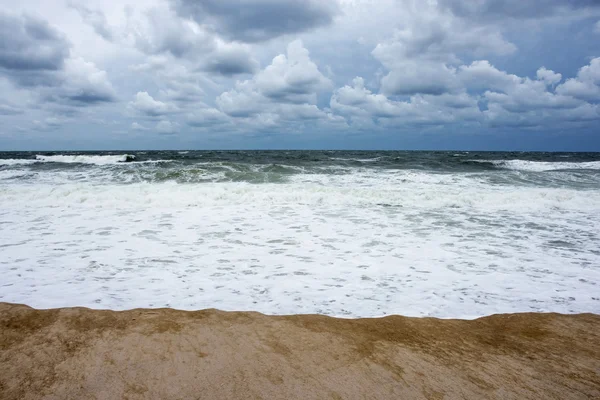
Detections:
0,0,599,151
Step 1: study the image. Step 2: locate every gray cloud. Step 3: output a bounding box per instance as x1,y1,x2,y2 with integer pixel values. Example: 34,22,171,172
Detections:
0,12,69,72
131,7,213,58
129,7,258,77
379,62,460,96
156,119,179,134
68,2,114,41
0,103,23,115
171,0,340,42
439,0,600,20
186,108,230,127
202,44,259,76
2,0,600,142
0,12,116,110
371,6,516,97
42,58,117,106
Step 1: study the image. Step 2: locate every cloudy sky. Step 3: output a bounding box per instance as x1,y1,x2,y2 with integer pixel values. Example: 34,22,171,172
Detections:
1,0,600,150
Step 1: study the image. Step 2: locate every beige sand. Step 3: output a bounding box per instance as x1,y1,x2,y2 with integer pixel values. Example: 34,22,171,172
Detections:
1,303,599,399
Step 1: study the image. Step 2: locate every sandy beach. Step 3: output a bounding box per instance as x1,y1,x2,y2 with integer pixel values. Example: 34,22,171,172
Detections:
1,303,599,399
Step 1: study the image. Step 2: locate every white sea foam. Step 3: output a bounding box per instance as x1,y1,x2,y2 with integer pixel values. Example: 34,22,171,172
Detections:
476,159,600,172
1,171,599,318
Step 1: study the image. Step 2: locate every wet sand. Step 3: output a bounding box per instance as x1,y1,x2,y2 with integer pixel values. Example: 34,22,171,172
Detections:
1,302,599,399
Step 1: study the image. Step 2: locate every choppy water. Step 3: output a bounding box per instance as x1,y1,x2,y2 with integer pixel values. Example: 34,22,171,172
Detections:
1,151,599,317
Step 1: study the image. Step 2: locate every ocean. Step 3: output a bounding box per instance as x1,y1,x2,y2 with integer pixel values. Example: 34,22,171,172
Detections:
1,150,599,318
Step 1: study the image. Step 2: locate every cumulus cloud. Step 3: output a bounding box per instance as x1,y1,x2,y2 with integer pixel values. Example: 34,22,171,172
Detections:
331,77,405,118
465,64,582,115
2,0,600,143
255,40,332,102
210,40,346,133
331,77,481,126
556,58,600,101
331,58,599,131
458,61,522,91
170,0,340,42
129,92,179,117
536,67,562,86
371,4,516,96
217,40,331,116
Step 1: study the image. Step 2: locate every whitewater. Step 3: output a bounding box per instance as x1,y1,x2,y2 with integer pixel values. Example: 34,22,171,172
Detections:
1,151,599,318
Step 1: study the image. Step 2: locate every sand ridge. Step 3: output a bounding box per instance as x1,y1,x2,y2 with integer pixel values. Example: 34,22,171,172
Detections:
1,303,599,399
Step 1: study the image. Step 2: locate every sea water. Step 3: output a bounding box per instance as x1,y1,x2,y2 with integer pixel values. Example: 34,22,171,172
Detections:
1,151,599,318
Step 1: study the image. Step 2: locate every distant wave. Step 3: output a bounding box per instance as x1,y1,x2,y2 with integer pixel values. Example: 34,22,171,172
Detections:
0,154,181,167
329,157,382,162
0,159,38,166
469,160,600,172
35,154,136,165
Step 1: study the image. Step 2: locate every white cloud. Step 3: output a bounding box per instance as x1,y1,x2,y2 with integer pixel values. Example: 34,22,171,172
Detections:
254,40,332,103
556,58,600,101
129,91,178,117
217,40,332,115
536,67,562,86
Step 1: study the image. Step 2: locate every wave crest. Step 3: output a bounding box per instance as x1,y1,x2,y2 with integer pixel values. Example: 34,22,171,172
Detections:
470,160,600,172
34,154,136,165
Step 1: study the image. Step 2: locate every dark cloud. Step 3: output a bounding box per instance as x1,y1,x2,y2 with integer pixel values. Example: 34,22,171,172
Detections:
0,13,116,108
439,0,600,19
129,7,259,77
203,48,259,76
45,90,115,107
132,7,213,58
0,12,69,72
39,57,117,106
171,0,340,42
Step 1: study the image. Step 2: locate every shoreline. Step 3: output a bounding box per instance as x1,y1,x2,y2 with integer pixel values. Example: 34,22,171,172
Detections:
1,303,599,399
